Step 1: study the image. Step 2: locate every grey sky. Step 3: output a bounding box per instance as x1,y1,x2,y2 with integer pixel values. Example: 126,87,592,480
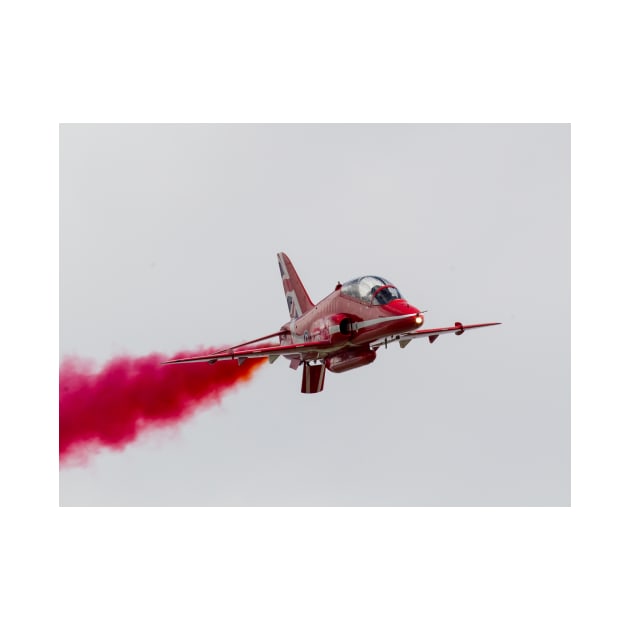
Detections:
60,123,569,506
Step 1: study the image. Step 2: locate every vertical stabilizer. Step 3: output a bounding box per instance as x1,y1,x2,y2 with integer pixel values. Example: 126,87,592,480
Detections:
277,252,314,319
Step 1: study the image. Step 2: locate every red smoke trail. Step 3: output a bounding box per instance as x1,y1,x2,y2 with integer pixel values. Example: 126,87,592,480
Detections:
59,348,265,465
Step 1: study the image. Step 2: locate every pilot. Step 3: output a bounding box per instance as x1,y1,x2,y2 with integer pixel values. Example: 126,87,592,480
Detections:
371,285,392,304
370,285,385,303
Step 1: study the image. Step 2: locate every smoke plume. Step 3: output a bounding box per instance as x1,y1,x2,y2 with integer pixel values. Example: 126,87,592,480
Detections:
59,348,264,465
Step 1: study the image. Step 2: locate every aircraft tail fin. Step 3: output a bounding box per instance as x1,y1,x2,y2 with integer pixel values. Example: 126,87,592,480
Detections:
277,252,314,319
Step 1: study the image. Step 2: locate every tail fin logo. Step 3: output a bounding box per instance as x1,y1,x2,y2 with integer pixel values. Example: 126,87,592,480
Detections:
286,294,299,319
278,252,314,319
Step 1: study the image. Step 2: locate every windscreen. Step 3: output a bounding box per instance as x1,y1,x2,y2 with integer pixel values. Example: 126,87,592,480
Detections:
341,276,403,304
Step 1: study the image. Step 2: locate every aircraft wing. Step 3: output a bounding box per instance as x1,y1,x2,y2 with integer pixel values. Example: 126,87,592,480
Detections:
162,338,332,365
371,321,501,349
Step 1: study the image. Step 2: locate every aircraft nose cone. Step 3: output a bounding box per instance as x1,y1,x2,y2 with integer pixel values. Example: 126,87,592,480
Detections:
407,304,423,326
385,299,419,316
383,299,423,327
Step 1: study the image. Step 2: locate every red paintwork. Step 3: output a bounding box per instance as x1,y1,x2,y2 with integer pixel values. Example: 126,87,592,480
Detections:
301,363,325,393
278,289,421,357
325,348,376,373
163,252,501,393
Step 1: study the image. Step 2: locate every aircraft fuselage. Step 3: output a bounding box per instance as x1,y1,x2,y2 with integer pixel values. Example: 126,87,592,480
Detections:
278,283,423,366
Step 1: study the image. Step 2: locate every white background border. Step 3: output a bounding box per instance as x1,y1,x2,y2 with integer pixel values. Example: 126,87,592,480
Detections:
2,1,628,628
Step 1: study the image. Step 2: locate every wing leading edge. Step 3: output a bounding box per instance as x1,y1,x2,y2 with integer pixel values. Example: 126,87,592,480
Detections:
163,322,501,365
371,321,501,349
162,338,332,365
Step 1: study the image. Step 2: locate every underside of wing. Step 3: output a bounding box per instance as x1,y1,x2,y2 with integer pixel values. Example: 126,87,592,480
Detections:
371,321,501,350
162,338,333,366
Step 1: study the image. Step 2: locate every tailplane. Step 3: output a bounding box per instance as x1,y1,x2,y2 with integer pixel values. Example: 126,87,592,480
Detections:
277,252,314,319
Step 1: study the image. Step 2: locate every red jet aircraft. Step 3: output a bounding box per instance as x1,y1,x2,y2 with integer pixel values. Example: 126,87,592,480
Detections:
164,253,500,393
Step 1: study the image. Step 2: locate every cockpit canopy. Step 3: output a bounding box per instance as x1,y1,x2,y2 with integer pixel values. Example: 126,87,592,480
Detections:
340,276,404,305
